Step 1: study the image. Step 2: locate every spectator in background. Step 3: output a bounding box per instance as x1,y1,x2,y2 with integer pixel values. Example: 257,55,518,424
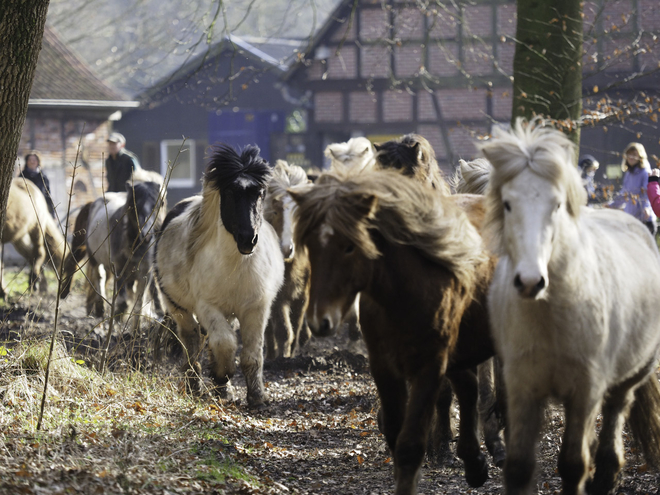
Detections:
21,151,56,217
608,142,656,235
105,132,140,192
646,166,660,217
578,154,599,202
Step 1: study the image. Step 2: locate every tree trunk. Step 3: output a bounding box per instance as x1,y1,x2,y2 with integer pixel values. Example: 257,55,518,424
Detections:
0,0,51,236
511,0,583,146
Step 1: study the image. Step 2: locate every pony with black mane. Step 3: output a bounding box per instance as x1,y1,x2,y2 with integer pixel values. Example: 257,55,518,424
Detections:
290,166,497,494
374,134,450,193
60,169,166,329
155,144,283,408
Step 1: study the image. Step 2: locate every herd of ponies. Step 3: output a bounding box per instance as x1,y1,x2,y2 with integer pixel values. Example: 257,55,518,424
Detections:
3,118,660,495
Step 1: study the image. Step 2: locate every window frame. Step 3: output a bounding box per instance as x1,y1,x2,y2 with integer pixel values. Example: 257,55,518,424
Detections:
160,139,196,188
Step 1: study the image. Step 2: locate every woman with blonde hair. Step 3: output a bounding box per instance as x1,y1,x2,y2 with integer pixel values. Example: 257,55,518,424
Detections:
609,142,656,235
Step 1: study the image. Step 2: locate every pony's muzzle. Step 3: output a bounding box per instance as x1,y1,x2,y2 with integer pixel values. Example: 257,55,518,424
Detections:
282,243,294,260
513,273,546,299
236,232,259,254
308,310,340,337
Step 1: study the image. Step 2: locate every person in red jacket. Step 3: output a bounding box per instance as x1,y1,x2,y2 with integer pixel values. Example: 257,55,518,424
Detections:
648,166,660,217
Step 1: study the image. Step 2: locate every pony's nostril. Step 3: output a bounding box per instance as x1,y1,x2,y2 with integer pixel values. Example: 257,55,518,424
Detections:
252,234,259,246
535,277,546,291
286,245,294,258
514,274,523,290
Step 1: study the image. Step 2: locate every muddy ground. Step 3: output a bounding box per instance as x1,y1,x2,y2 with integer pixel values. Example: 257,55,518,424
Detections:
0,272,659,494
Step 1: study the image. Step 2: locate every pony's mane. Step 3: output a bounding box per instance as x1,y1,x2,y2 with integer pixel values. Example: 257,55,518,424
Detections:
324,137,375,171
203,144,271,193
451,158,492,195
269,160,309,198
293,167,488,290
480,118,587,254
374,134,451,194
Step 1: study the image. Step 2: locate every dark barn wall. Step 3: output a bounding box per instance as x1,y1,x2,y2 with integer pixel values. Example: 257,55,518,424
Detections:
116,50,295,206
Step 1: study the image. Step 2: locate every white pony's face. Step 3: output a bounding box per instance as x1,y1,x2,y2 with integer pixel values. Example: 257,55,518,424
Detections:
280,194,296,260
500,168,564,299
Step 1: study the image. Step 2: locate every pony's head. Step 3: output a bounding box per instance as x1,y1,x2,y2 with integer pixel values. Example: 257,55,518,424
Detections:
481,118,586,299
264,160,309,260
204,144,271,255
324,137,375,172
125,180,165,256
451,158,493,195
291,166,486,337
374,134,450,194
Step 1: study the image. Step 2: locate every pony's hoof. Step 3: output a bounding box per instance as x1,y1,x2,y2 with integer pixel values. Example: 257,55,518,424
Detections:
464,453,489,488
246,393,267,410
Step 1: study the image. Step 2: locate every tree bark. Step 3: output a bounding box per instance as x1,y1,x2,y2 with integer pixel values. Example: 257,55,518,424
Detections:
511,0,583,146
0,0,51,236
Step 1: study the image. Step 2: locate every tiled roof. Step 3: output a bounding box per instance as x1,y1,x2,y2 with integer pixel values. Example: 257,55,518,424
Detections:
30,25,129,103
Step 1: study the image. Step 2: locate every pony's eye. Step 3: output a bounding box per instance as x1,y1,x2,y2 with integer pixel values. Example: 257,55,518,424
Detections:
557,202,561,210
345,244,355,255
503,201,511,212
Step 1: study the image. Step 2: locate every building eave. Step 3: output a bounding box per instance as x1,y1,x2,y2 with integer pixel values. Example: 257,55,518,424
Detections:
28,99,140,109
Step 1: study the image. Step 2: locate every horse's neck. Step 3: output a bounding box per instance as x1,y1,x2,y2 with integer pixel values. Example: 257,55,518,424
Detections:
548,214,592,283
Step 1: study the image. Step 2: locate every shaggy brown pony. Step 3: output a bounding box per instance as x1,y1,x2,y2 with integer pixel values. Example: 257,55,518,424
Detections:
290,167,497,495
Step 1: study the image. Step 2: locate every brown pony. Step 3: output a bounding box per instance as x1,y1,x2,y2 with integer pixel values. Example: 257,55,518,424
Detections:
290,167,497,495
1,177,66,297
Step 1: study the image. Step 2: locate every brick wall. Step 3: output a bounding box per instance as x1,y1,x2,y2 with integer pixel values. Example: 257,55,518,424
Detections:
428,43,460,77
640,0,660,31
360,7,390,40
326,45,357,79
315,92,343,123
463,4,493,38
361,44,391,78
436,88,488,120
449,125,486,159
416,124,447,161
428,4,459,39
417,91,437,121
394,44,423,78
462,42,494,76
497,3,516,38
382,90,413,122
393,7,424,40
349,92,378,123
492,89,513,120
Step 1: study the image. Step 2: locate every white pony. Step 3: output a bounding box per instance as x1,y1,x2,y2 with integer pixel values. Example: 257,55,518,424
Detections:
482,119,660,495
324,136,376,172
155,144,284,408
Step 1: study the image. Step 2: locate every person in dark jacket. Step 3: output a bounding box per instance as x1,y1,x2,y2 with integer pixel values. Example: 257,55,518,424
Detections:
105,132,140,192
21,152,56,217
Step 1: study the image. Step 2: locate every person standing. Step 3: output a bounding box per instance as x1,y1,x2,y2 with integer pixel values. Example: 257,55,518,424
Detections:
105,132,140,192
608,142,656,235
21,151,56,217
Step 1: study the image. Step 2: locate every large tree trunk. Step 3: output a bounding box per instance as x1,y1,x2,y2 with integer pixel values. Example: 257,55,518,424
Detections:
0,1,51,236
511,0,583,146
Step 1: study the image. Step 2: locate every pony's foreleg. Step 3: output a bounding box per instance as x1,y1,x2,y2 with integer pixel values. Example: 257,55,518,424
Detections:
448,368,489,487
171,309,204,394
478,357,506,468
393,363,443,495
288,290,310,357
557,392,600,495
503,380,545,495
196,303,238,401
236,307,269,408
86,261,105,317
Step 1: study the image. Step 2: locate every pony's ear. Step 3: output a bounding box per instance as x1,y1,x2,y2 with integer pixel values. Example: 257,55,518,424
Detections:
373,143,383,152
358,147,370,157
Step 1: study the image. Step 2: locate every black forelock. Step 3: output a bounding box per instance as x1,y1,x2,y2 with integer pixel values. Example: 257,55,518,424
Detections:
375,137,419,172
204,143,272,191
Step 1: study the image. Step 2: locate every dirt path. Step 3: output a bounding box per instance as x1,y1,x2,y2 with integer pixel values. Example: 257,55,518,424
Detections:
0,286,659,494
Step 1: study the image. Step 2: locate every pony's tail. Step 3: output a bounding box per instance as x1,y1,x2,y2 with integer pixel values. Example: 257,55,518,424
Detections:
43,216,66,271
628,372,660,469
60,202,92,299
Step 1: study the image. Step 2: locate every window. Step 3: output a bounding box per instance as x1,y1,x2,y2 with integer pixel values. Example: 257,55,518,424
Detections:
160,139,196,188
